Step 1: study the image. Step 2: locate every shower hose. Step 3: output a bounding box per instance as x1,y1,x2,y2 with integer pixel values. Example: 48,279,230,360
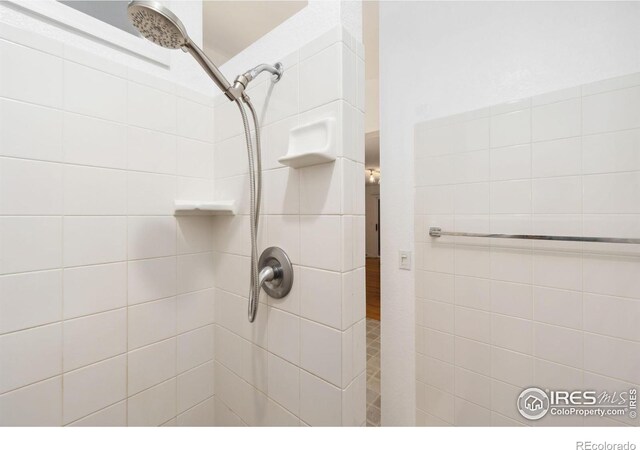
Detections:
236,98,262,323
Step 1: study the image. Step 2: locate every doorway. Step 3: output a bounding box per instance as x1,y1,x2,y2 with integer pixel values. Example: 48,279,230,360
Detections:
365,132,381,426
362,0,381,427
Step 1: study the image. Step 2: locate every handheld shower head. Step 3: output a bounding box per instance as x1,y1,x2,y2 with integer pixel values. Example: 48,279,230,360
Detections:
127,1,188,49
128,1,237,99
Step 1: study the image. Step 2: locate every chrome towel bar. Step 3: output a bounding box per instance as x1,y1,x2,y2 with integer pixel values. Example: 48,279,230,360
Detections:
428,227,640,244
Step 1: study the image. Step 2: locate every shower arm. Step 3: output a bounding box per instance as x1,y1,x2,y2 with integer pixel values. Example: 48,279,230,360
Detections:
182,38,283,102
245,63,284,82
232,63,284,98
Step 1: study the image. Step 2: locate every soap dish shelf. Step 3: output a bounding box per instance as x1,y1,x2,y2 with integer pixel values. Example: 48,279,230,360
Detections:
174,200,236,216
278,117,337,169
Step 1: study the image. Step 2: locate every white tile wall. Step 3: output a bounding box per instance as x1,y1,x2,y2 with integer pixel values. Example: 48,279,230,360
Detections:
211,27,366,426
415,73,640,426
0,24,216,426
0,23,364,427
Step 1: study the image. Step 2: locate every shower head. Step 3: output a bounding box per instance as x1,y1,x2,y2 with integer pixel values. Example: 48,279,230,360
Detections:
127,1,188,49
127,1,283,101
127,1,238,99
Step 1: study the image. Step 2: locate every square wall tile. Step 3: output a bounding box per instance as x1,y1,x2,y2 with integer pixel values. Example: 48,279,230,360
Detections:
0,270,62,334
299,160,342,215
63,309,127,371
0,323,62,394
63,217,127,267
177,325,214,373
63,355,126,424
582,85,640,134
127,378,177,426
300,319,342,387
177,397,215,426
0,98,63,162
127,81,176,134
128,257,177,305
177,137,214,179
127,172,176,216
67,401,126,427
300,216,342,271
268,353,300,415
176,98,214,143
128,297,177,350
127,337,176,395
534,323,583,368
0,217,62,275
127,126,176,175
63,113,127,169
177,288,215,334
177,361,214,413
532,137,581,178
267,307,300,365
532,98,581,142
63,165,126,215
582,129,640,175
490,109,531,148
64,61,126,122
299,43,342,112
299,370,341,426
128,216,176,260
0,40,63,108
300,267,342,329
0,158,63,215
0,377,62,426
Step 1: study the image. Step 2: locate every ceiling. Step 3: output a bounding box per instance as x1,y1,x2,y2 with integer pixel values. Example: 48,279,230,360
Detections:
365,131,380,169
363,0,379,83
203,1,307,66
363,2,380,172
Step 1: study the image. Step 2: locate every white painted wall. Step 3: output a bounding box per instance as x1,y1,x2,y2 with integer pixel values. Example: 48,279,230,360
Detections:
220,0,362,82
380,1,640,426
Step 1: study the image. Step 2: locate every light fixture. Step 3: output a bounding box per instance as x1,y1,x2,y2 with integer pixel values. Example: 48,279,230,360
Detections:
366,168,381,184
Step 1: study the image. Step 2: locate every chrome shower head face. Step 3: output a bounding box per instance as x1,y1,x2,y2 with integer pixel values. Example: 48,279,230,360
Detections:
127,1,189,49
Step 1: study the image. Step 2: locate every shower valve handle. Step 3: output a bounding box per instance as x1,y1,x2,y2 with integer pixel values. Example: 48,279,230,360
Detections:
257,247,293,299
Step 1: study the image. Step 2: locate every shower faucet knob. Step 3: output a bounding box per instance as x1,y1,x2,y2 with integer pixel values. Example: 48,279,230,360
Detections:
258,247,293,299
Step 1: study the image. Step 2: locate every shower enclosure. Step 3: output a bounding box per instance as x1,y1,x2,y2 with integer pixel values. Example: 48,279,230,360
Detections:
0,0,365,426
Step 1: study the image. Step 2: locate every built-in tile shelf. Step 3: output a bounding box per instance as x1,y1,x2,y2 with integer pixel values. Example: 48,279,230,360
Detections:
174,200,236,216
278,117,337,168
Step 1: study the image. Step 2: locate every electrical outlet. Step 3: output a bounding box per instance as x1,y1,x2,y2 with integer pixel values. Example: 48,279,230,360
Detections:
399,251,412,270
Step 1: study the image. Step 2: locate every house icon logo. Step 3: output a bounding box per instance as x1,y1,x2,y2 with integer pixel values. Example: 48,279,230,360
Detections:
517,387,550,420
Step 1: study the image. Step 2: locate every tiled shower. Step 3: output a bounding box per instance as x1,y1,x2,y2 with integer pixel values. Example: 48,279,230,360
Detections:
0,19,365,426
414,73,640,426
2,0,640,431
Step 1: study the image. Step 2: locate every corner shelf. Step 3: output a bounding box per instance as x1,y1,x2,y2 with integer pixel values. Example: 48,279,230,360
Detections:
278,117,337,169
174,200,236,216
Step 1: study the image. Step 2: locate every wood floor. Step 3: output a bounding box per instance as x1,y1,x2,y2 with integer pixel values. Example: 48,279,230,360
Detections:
366,257,381,320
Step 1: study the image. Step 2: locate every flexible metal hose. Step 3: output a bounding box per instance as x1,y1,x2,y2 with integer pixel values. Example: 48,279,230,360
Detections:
246,100,262,220
235,98,262,323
